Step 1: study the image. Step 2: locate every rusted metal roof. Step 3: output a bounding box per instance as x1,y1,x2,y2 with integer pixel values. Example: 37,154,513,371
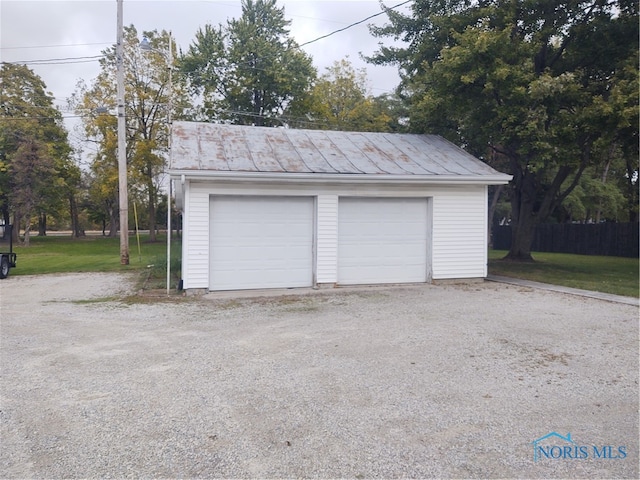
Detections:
170,121,510,180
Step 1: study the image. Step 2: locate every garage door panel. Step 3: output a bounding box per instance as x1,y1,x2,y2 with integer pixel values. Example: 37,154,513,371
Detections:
339,245,426,259
338,198,428,285
210,196,313,290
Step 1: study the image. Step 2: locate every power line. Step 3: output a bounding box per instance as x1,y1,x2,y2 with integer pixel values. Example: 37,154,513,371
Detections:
27,59,103,66
299,0,413,47
5,55,105,66
4,2,412,66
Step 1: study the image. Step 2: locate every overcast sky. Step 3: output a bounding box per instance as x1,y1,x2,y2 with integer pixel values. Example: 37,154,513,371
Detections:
1,0,410,121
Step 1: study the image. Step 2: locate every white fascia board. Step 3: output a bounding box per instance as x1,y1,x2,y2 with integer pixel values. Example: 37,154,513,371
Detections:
168,170,512,186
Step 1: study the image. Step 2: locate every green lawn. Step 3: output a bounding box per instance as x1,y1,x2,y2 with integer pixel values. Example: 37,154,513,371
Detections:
8,234,181,289
489,250,639,298
6,236,638,298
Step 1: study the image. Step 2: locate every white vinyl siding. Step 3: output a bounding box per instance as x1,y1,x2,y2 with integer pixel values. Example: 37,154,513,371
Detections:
178,181,491,292
338,197,429,285
432,186,488,279
316,195,338,284
181,182,210,290
209,196,314,290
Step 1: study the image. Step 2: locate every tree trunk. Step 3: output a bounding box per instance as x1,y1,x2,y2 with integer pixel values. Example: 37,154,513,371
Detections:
487,185,504,248
506,216,536,261
148,179,157,242
11,211,21,243
253,85,264,127
108,204,118,237
69,193,83,238
503,146,587,261
505,165,536,261
23,214,31,246
38,212,47,236
595,143,615,223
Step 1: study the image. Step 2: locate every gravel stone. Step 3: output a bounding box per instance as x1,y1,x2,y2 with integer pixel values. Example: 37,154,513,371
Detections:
0,272,637,478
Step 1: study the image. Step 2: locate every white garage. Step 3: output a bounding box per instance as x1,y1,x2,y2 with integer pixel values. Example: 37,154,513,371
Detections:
209,196,313,290
169,122,511,294
338,197,430,285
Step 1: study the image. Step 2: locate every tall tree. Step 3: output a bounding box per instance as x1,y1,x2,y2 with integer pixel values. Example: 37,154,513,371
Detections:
369,0,639,260
7,139,57,245
73,27,188,241
180,0,316,126
303,59,395,132
0,63,77,243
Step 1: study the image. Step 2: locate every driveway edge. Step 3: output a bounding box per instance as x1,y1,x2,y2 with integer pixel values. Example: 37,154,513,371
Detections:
486,274,639,306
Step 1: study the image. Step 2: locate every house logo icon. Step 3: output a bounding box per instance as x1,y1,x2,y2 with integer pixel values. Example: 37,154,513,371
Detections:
532,432,575,462
532,432,627,461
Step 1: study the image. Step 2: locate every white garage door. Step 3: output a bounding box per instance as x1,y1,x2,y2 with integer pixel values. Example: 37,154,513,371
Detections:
338,197,429,284
210,196,314,291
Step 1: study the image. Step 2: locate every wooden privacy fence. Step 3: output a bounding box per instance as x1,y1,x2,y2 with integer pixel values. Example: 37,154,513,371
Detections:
493,222,639,258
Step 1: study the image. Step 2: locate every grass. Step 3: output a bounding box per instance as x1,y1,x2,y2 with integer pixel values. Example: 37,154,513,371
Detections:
6,236,638,298
8,233,182,289
489,250,639,298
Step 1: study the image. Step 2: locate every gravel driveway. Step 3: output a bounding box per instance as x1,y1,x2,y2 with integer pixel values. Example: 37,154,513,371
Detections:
1,273,637,479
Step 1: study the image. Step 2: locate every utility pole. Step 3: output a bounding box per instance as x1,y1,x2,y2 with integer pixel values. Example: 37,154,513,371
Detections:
116,0,129,264
166,31,173,294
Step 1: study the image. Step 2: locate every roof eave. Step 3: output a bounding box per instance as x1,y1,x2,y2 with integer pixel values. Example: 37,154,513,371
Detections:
168,170,512,186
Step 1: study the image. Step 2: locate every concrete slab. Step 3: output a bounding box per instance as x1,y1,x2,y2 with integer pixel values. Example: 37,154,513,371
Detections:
486,274,639,306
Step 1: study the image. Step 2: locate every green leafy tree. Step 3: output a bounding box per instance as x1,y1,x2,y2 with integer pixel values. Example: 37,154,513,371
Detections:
180,0,316,126
303,59,395,132
372,92,410,133
606,56,640,222
8,139,57,244
0,63,78,244
555,141,634,223
369,0,639,259
73,27,189,241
